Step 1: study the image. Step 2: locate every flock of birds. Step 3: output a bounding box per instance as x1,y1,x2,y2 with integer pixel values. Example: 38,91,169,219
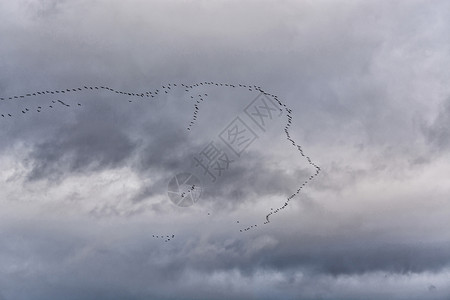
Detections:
0,80,321,239
152,234,175,242
1,99,80,117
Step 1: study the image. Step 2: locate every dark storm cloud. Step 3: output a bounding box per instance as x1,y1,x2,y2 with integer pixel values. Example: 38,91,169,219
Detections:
197,151,312,209
25,110,138,182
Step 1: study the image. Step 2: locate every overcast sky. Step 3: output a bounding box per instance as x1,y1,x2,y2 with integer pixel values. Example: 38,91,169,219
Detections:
0,0,450,299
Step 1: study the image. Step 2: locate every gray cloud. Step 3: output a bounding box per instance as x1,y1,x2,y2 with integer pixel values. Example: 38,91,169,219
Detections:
0,0,450,299
25,109,139,182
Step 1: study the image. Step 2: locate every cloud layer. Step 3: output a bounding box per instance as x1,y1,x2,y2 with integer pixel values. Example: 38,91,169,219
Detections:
0,0,450,299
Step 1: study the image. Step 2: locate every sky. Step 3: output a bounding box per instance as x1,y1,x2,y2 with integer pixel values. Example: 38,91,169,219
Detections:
0,0,450,299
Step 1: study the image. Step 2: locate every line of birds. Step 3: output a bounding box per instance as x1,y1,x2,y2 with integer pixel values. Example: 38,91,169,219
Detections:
0,82,210,118
1,100,81,118
0,81,321,237
0,85,154,101
187,93,207,131
172,81,322,233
